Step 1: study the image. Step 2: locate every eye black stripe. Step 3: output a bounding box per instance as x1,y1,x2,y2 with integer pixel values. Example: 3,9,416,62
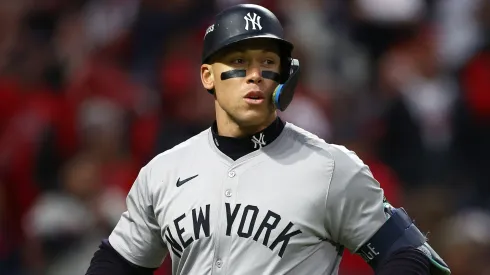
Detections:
221,70,246,80
261,71,281,82
221,70,281,82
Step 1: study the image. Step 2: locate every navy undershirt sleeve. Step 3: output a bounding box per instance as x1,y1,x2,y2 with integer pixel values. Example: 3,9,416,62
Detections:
85,239,157,275
376,247,430,275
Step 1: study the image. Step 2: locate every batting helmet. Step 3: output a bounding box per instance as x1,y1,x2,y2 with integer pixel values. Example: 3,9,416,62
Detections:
201,4,300,111
202,4,293,64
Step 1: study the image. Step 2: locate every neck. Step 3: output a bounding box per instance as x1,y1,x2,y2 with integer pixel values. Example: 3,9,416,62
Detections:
210,115,285,161
215,110,277,138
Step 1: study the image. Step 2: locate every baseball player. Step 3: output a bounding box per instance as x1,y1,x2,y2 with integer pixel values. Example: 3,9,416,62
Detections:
86,4,450,275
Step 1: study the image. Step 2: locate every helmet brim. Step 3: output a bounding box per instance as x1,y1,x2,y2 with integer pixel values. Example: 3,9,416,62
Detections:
202,33,294,64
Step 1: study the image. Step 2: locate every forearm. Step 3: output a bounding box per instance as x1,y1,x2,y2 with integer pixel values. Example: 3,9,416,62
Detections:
376,247,430,275
86,239,156,275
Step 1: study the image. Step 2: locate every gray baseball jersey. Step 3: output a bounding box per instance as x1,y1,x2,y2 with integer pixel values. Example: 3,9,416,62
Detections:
108,122,387,274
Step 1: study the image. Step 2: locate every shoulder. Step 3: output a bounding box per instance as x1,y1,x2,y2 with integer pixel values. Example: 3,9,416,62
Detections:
283,122,365,171
140,128,210,178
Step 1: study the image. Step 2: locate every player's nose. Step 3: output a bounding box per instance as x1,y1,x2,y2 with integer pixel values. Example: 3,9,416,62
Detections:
246,63,263,84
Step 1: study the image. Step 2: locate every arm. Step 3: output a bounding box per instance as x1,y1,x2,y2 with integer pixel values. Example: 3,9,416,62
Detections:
86,239,156,275
86,166,168,274
376,247,430,275
324,145,448,274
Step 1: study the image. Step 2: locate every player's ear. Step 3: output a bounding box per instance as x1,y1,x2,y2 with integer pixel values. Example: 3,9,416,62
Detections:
201,64,214,90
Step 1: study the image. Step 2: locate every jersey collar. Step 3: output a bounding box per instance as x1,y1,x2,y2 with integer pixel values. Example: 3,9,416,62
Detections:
211,117,285,160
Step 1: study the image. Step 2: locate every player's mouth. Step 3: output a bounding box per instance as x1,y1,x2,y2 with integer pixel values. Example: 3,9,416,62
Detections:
244,91,265,104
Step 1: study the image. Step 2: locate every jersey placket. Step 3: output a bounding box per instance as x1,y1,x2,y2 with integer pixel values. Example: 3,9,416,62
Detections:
212,165,240,274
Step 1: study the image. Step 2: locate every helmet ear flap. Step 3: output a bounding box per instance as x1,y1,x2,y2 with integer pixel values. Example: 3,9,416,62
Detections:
273,58,300,111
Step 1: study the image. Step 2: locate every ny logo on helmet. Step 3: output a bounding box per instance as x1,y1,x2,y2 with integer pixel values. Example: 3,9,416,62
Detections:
244,12,262,31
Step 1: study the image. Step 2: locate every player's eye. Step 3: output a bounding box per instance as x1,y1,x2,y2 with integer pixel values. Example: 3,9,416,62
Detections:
232,58,245,64
263,59,275,65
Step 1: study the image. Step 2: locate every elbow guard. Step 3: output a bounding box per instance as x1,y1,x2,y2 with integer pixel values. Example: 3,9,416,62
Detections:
356,205,451,275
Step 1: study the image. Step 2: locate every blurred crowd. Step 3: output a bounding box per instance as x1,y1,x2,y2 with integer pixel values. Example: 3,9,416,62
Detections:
0,0,489,274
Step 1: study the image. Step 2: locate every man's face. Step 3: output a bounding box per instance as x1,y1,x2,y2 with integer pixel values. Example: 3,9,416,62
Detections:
201,39,282,128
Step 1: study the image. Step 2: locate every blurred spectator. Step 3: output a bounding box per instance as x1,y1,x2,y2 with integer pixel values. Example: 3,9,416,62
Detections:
0,180,24,275
349,0,426,58
129,0,215,86
451,0,490,208
337,116,403,275
280,0,370,97
153,32,215,153
376,26,458,189
435,0,487,71
279,88,332,141
0,2,26,73
436,209,490,275
0,11,67,272
76,97,140,193
280,0,336,96
23,154,126,275
82,0,139,50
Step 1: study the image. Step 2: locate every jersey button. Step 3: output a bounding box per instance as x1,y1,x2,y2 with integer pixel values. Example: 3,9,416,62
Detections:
225,189,232,197
216,259,223,268
228,171,236,178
